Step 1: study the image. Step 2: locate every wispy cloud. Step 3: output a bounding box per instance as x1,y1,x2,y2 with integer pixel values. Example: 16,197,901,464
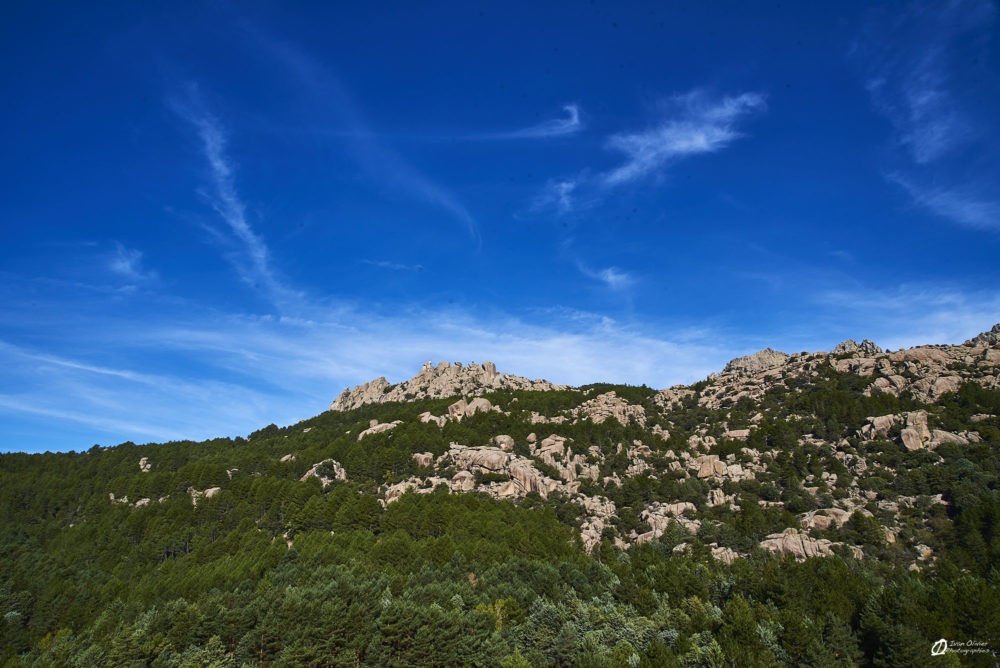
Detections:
577,262,636,291
492,105,582,139
600,91,766,187
859,1,994,164
533,180,578,214
817,283,1000,350
108,242,157,283
855,0,999,230
4,265,998,452
0,287,731,451
247,28,481,246
888,173,1000,231
171,86,303,308
362,259,424,271
533,90,766,213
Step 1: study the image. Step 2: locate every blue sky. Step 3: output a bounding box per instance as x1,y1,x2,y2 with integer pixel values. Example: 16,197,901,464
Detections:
2,1,999,452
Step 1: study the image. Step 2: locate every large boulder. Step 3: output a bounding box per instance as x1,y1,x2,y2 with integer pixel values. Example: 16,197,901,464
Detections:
759,528,835,561
493,435,515,451
357,419,402,441
723,348,790,375
900,410,932,450
695,455,727,479
465,397,493,417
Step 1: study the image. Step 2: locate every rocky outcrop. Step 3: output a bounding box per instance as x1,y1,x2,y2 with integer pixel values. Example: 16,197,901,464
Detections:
641,502,701,536
965,323,1000,347
572,391,646,427
437,443,563,498
798,508,851,531
723,348,790,375
759,528,836,561
493,435,515,451
710,544,741,564
695,454,726,479
530,434,599,483
138,457,151,472
300,459,347,488
330,361,566,411
447,397,494,421
833,339,883,355
900,411,931,451
358,419,402,440
418,412,448,428
412,452,434,468
188,487,221,507
859,414,898,439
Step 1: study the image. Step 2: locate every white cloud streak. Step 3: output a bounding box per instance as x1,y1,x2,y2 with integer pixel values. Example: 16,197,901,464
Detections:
533,91,765,213
860,0,994,164
3,271,997,452
888,173,1000,231
856,0,999,230
362,260,424,271
108,242,156,282
171,86,304,309
817,283,1000,350
494,105,582,139
250,30,481,246
599,91,766,187
577,263,636,291
0,297,731,451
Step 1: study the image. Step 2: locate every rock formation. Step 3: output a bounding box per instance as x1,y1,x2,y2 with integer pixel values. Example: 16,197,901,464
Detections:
357,419,402,440
723,348,790,375
572,391,646,427
330,361,566,411
833,339,883,355
965,323,1000,347
300,459,347,488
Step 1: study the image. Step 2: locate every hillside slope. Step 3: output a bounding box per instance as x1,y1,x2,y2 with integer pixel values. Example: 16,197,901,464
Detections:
2,327,999,665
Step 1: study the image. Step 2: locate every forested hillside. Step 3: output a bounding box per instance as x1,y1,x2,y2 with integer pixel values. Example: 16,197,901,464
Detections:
2,330,999,666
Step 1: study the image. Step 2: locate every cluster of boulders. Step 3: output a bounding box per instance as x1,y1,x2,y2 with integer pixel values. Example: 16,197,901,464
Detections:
833,339,883,355
531,433,600,483
571,391,647,427
857,410,979,450
417,396,496,428
678,325,999,412
188,486,221,506
320,325,1000,562
330,361,566,411
759,528,863,561
965,323,1000,346
639,502,700,539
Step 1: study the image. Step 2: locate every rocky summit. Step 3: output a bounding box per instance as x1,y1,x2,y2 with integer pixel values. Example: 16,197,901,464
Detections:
3,323,999,665
329,360,568,411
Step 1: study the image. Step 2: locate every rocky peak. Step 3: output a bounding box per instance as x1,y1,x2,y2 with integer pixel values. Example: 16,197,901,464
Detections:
329,361,567,411
833,339,883,356
965,323,1000,347
723,348,790,375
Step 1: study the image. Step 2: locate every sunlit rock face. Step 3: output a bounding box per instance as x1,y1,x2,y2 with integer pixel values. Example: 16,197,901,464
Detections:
329,361,567,411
